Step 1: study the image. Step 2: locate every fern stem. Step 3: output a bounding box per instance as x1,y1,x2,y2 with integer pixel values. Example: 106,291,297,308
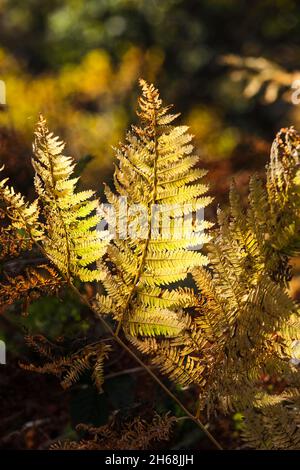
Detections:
105,366,148,380
115,98,159,336
41,124,72,281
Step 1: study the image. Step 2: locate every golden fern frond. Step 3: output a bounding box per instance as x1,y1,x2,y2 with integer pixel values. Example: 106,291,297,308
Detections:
96,79,212,341
51,413,176,450
32,116,106,281
192,127,300,412
242,390,300,449
129,322,208,388
126,309,189,338
267,127,300,256
0,264,62,308
150,342,206,387
0,167,43,241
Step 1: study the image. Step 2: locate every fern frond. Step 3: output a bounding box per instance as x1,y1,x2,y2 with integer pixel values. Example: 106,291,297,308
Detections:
0,264,62,307
0,168,43,240
60,354,92,389
92,344,111,393
129,322,207,388
0,209,33,259
61,343,111,390
51,412,176,450
192,126,300,413
242,390,300,449
125,309,189,337
267,127,300,256
21,339,111,391
32,116,107,281
24,334,56,360
96,80,211,343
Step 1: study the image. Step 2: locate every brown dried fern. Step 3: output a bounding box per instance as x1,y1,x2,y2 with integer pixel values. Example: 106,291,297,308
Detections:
20,337,111,392
0,264,62,308
51,413,176,450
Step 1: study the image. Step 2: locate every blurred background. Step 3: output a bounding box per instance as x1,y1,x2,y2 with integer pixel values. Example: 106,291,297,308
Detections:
1,0,300,450
2,0,300,200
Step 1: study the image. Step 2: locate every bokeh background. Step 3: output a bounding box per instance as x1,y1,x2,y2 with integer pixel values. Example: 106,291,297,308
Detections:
1,0,300,450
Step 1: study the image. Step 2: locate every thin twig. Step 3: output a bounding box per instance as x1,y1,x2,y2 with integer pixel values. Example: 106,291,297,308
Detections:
105,366,148,380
